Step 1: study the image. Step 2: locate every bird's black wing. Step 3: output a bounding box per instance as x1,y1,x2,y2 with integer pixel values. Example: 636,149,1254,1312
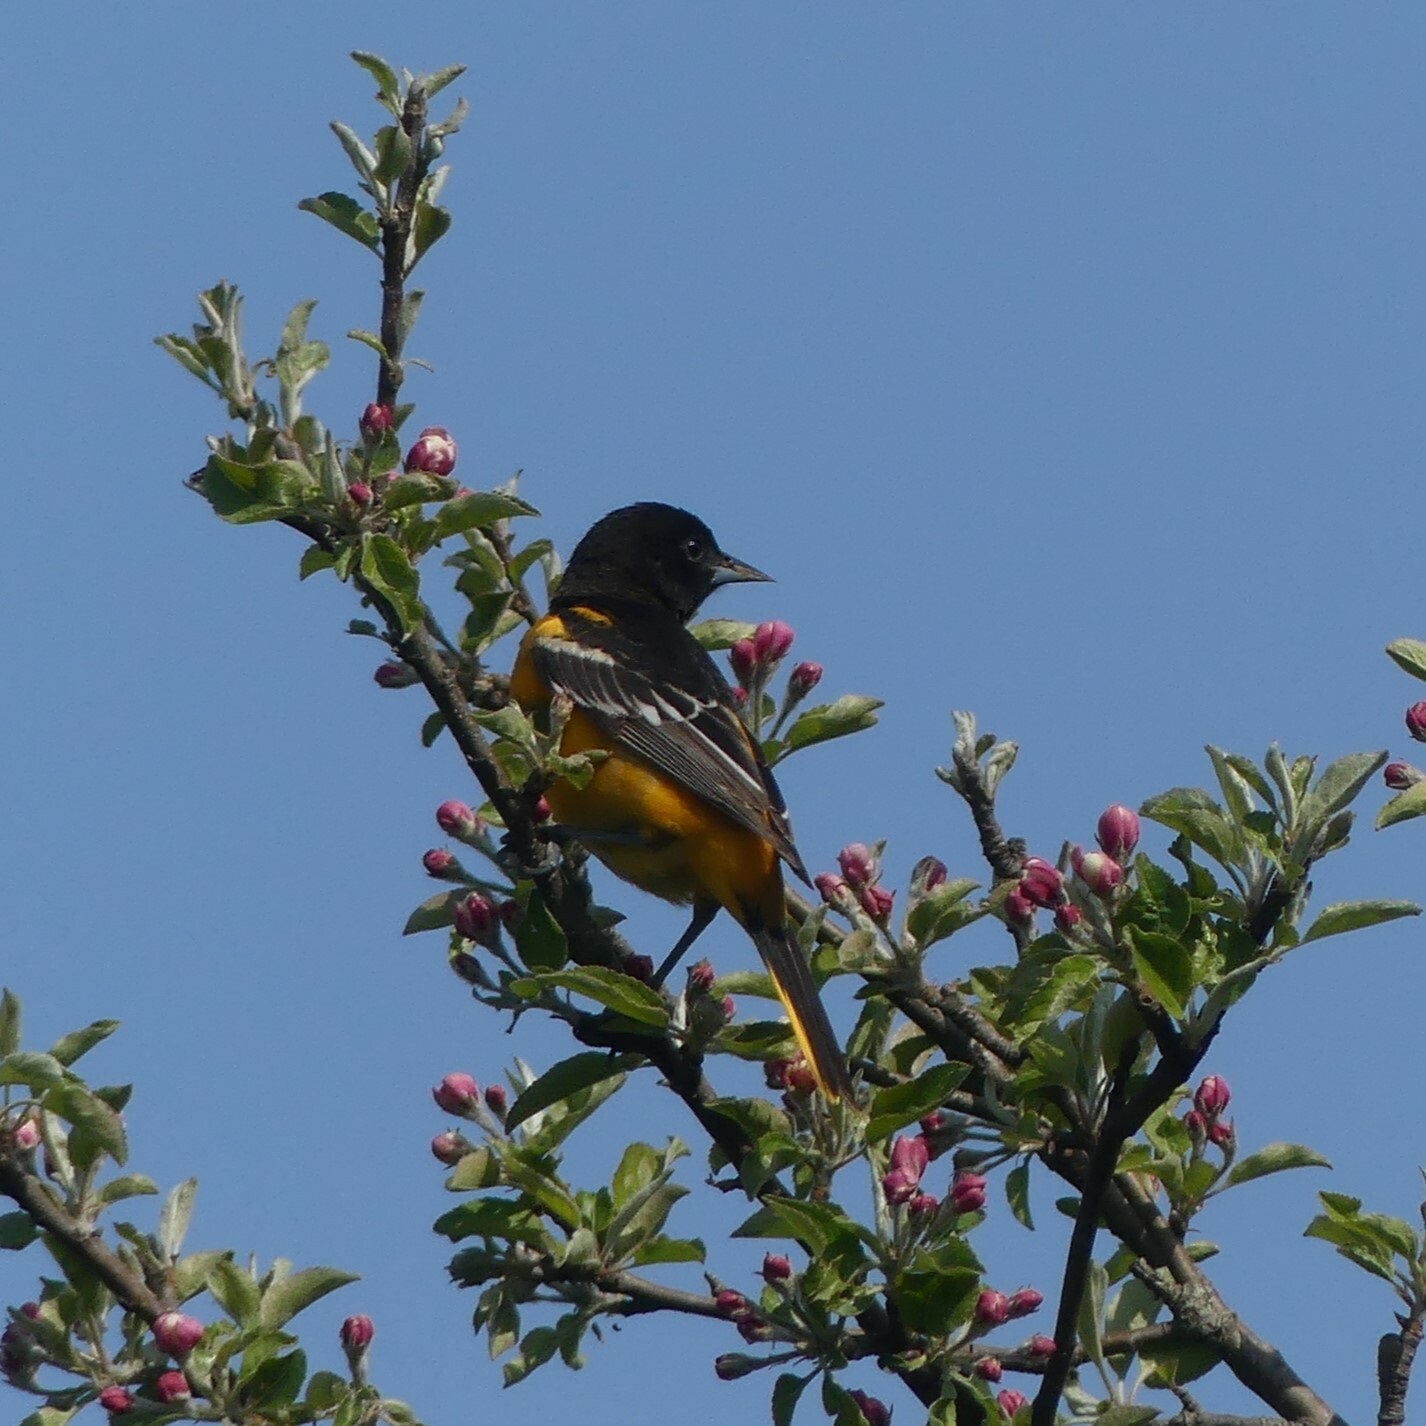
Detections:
531,608,807,881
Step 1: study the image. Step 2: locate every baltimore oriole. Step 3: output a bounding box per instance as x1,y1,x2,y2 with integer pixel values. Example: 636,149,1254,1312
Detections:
509,502,853,1100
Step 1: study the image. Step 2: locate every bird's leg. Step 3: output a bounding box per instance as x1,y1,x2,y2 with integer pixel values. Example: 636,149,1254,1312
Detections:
651,902,719,988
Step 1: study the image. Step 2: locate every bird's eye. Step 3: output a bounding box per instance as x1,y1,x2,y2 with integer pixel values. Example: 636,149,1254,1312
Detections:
681,536,704,560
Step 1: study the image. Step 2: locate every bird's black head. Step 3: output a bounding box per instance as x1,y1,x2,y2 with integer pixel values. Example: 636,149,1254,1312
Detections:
554,502,770,623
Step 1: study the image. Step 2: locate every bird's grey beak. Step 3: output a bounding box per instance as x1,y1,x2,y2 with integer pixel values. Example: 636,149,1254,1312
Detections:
710,552,773,587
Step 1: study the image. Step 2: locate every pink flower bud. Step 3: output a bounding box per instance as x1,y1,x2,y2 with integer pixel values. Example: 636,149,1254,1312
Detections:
950,1170,988,1214
783,1058,819,1096
910,856,948,895
849,1389,892,1426
714,1352,756,1381
99,1386,135,1414
436,800,480,838
736,1312,770,1343
1194,1074,1231,1118
404,425,458,476
882,1168,920,1205
152,1312,204,1358
1075,851,1124,896
1408,702,1426,742
729,640,757,684
498,900,521,933
1008,1287,1043,1318
432,1072,480,1116
789,661,823,699
12,1117,40,1152
1053,903,1083,935
19,1304,39,1321
454,893,497,944
347,481,375,507
1208,1118,1235,1148
815,871,849,905
1184,1108,1207,1139
1004,887,1035,925
1019,857,1064,908
431,1130,469,1165
837,843,878,888
340,1314,375,1352
975,1357,1003,1382
997,1389,1029,1418
889,1135,930,1179
720,994,736,1021
908,1192,939,1217
423,848,459,878
858,884,895,920
154,1371,189,1403
532,795,552,821
974,1289,1010,1326
761,1253,792,1282
484,1083,508,1116
687,959,716,994
1028,1334,1057,1356
1096,803,1141,861
764,1058,793,1089
374,660,418,689
714,1289,747,1317
1385,762,1422,790
753,620,795,664
360,403,393,436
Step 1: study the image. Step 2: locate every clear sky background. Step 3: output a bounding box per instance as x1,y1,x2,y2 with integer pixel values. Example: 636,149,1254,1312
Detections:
4,6,1425,1423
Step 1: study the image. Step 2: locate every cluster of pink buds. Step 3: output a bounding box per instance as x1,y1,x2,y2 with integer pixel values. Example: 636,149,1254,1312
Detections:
1005,856,1063,924
714,1288,770,1344
404,425,458,476
1185,1074,1234,1149
454,893,503,949
973,1287,1043,1326
882,1134,931,1205
730,620,796,684
765,1056,819,1096
831,843,895,921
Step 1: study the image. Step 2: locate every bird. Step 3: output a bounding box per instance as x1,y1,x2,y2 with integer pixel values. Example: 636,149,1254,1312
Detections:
508,501,852,1100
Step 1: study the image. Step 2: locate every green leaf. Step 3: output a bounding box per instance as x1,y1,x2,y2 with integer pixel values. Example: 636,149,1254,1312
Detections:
780,696,883,757
260,1266,360,1331
632,1236,705,1265
433,1197,547,1244
1140,1342,1218,1387
423,63,468,99
1301,899,1419,944
1095,1410,1160,1426
1125,928,1192,1021
1140,787,1243,872
209,1257,262,1326
159,1178,198,1260
240,1349,307,1411
0,1051,63,1088
511,968,668,1026
1387,637,1426,683
47,1020,118,1068
1006,1160,1034,1229
305,1371,347,1413
513,894,569,972
434,490,540,541
905,879,982,948
1378,780,1426,829
201,454,311,524
0,990,19,1057
411,204,453,268
688,618,756,651
46,1083,126,1164
772,1372,812,1426
403,889,465,936
1224,1142,1331,1188
297,191,380,250
865,1063,970,1143
0,1213,38,1250
374,124,413,185
351,51,400,109
98,1174,159,1206
503,1052,642,1133
1298,750,1387,834
360,533,423,634
299,547,337,581
446,1146,500,1191
713,1021,798,1061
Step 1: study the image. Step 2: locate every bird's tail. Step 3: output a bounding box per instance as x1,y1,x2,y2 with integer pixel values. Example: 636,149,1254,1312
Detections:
751,924,853,1102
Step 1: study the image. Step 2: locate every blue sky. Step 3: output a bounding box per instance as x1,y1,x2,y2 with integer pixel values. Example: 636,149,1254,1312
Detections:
4,5,1426,1422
